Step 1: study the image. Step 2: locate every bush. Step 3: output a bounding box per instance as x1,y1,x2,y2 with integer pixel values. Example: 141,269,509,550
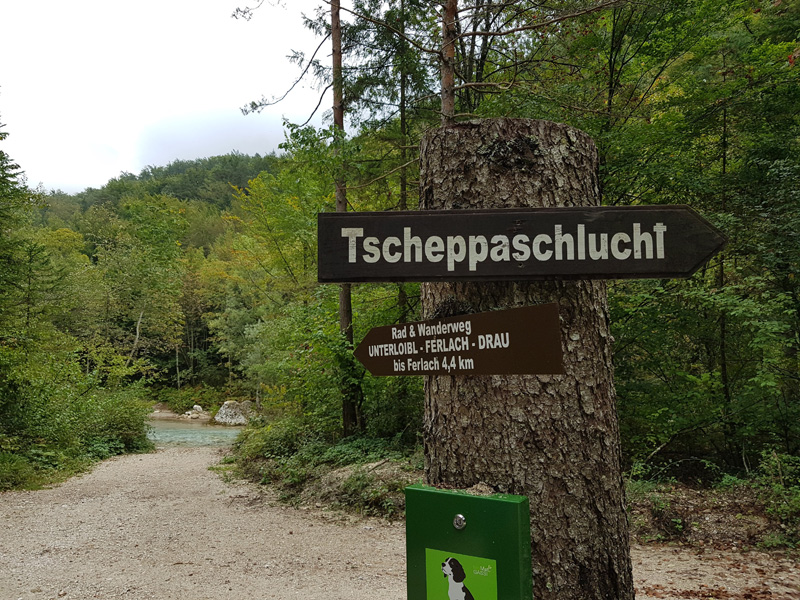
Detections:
0,452,38,491
232,411,421,515
236,413,317,460
757,451,800,546
76,385,153,454
236,420,407,472
338,470,407,518
0,356,153,490
318,436,404,466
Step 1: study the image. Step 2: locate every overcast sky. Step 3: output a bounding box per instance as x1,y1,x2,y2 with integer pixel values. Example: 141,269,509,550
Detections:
0,0,328,193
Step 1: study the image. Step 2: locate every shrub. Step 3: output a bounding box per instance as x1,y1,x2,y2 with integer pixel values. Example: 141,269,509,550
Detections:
338,470,406,517
0,453,38,491
232,411,421,516
757,451,800,545
0,366,153,490
319,436,403,466
236,413,317,460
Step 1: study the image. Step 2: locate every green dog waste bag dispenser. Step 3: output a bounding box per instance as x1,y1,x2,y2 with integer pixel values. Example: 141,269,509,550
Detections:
405,484,533,600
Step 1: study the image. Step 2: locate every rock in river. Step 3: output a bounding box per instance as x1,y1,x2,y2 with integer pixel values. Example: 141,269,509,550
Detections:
213,400,250,425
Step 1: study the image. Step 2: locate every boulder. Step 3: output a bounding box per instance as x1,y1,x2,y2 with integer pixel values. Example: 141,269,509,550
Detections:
192,404,203,413
213,400,250,426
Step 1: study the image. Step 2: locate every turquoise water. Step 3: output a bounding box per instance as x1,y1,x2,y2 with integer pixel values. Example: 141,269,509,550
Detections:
147,419,244,447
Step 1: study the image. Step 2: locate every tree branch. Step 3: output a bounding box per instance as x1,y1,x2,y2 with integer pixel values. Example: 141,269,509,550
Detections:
461,0,629,38
301,83,333,127
241,33,332,114
346,158,420,190
317,0,441,56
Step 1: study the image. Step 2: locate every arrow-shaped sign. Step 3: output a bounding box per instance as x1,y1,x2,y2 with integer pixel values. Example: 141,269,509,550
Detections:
319,205,727,282
354,303,564,376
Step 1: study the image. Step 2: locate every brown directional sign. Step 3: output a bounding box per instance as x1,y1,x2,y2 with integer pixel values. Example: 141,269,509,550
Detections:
318,205,727,282
354,303,564,376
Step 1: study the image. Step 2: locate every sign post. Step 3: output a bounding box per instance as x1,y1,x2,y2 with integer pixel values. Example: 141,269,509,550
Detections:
354,303,563,376
318,205,726,283
317,119,731,600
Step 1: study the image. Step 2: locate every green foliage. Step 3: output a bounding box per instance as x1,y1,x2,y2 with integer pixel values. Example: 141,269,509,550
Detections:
757,451,800,545
0,347,153,488
593,0,800,468
5,0,800,496
72,153,282,212
337,470,407,517
75,386,153,454
0,452,39,491
0,118,154,489
715,473,748,490
236,412,318,461
233,411,418,515
237,422,410,476
266,0,799,477
625,477,661,505
154,384,226,416
0,322,153,482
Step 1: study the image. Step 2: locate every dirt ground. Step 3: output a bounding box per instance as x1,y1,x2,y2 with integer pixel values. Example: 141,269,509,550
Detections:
0,446,798,600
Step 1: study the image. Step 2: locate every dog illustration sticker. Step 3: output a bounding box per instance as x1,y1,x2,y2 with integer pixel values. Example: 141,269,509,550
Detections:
425,548,497,600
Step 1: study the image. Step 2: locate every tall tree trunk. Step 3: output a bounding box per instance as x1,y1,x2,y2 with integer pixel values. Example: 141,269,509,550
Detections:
331,0,345,213
420,119,634,600
441,0,458,125
719,59,736,461
398,0,411,324
332,0,363,436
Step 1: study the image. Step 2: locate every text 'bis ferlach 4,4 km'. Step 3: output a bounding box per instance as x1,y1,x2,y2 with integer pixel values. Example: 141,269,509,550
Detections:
354,303,564,377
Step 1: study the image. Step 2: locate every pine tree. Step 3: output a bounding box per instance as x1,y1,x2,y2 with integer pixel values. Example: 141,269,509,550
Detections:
0,120,33,329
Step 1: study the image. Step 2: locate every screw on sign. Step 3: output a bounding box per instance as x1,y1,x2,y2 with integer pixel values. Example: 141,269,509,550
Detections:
353,303,564,377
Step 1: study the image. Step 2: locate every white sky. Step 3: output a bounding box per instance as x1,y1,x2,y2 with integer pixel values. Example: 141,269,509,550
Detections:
0,0,328,193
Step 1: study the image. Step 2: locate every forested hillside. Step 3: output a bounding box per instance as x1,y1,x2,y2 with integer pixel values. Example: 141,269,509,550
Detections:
2,0,799,540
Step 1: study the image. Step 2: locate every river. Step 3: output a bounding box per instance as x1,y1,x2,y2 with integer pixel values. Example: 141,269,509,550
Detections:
147,418,244,447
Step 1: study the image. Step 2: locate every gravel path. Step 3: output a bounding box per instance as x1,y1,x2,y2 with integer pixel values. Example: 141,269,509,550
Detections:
1,446,797,600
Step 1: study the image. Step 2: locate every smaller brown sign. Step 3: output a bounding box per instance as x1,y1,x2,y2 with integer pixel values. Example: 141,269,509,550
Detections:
354,303,564,376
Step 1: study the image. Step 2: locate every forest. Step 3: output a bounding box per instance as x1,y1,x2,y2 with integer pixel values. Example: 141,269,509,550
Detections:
1,0,799,539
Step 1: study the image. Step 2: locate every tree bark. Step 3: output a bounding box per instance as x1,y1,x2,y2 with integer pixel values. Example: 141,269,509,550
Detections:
441,0,458,125
420,119,633,600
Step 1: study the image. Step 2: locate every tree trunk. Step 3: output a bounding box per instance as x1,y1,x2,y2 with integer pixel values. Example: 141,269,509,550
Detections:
441,0,458,125
718,80,737,463
125,309,145,368
397,0,411,325
332,0,363,436
420,119,633,600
